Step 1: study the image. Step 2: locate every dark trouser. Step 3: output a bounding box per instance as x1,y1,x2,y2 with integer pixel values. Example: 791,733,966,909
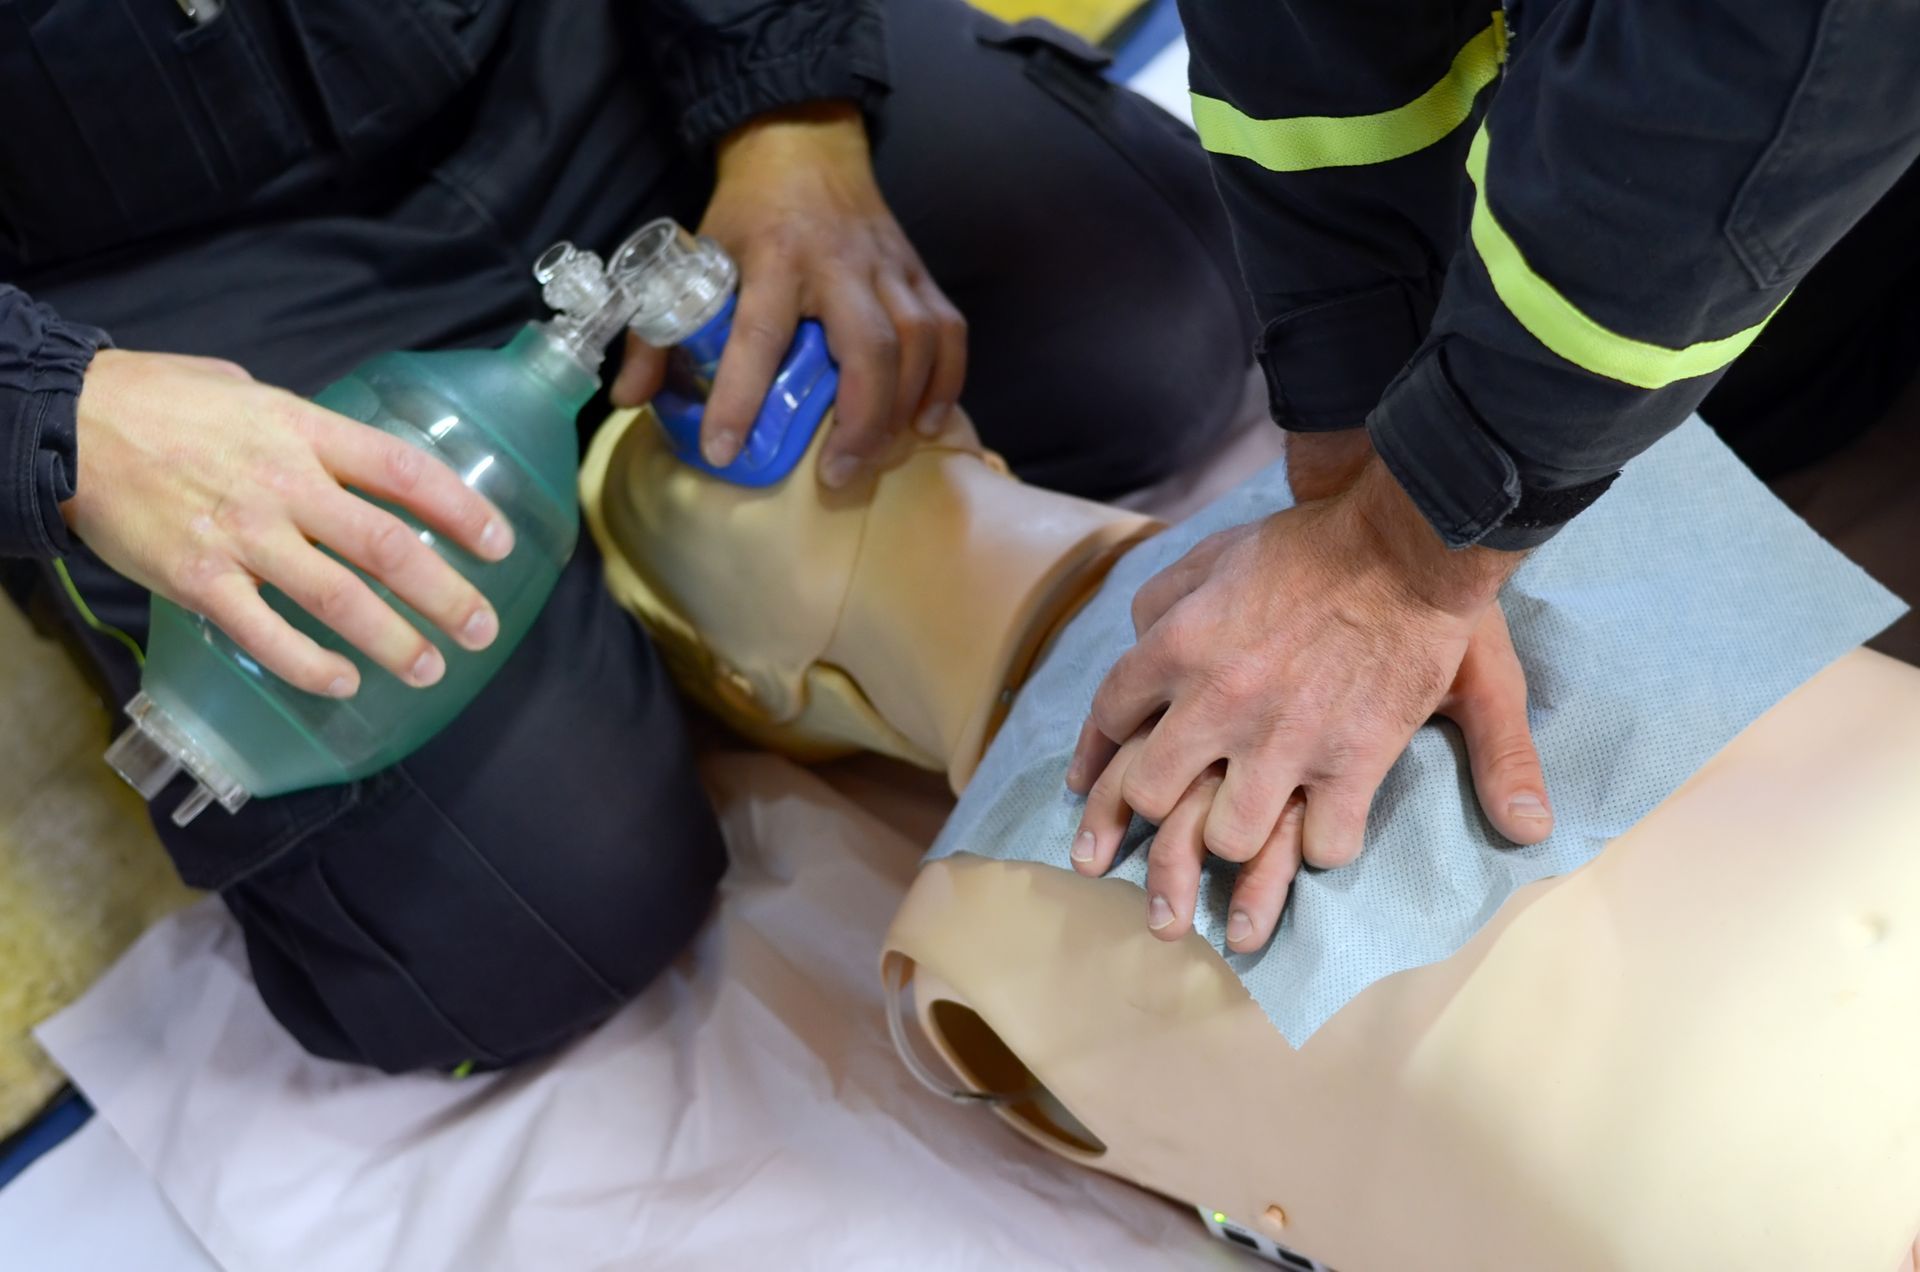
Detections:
11,0,1251,1070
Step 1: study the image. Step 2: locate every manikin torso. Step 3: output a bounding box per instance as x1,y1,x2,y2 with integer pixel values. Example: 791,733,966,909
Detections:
888,647,1920,1270
579,403,1920,1270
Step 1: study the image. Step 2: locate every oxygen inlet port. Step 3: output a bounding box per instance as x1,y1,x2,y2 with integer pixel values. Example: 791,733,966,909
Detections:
105,692,251,826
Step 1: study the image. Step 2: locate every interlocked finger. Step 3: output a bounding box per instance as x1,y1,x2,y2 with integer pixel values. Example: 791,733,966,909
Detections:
1142,765,1226,941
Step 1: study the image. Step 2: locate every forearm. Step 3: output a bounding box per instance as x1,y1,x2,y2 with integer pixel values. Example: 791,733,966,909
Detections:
1375,0,1920,549
1180,0,1499,431
713,102,868,182
0,286,108,559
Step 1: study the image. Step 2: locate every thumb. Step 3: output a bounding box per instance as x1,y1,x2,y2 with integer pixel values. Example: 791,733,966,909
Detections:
610,332,669,408
1439,605,1553,845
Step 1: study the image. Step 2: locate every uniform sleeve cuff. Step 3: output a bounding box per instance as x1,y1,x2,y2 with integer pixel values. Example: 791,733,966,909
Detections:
1368,345,1623,550
1365,345,1521,549
1257,277,1439,432
1,292,109,559
672,23,890,149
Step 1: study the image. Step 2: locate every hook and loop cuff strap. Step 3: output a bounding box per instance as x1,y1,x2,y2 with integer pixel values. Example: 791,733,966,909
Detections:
1368,348,1617,551
1191,14,1506,173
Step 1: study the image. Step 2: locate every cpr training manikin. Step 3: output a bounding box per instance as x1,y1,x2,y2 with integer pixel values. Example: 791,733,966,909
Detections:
579,375,1920,1269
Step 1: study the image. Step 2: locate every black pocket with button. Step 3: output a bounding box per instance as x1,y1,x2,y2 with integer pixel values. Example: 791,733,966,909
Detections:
0,0,309,265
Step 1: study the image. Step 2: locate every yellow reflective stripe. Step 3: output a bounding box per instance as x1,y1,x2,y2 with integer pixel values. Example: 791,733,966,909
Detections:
1191,16,1506,173
53,557,145,667
1466,126,1783,389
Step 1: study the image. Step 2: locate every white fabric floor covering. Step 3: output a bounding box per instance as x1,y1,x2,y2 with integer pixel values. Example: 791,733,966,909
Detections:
0,1116,215,1272
23,753,1248,1272
1125,37,1195,129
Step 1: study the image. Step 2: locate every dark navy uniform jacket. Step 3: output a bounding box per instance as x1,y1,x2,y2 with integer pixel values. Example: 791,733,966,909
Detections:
0,0,886,560
8,0,1919,560
1181,0,1920,547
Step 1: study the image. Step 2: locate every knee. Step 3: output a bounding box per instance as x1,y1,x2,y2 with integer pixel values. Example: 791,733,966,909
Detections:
231,772,728,1074
1050,129,1256,486
1058,236,1256,492
952,102,1255,495
877,0,1256,494
540,783,731,1007
990,255,1256,499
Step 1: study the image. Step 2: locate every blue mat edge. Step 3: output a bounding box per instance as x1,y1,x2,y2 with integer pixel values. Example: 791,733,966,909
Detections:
0,1092,94,1192
1107,0,1183,82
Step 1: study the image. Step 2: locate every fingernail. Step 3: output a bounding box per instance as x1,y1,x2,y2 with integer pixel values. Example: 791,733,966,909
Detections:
1508,792,1550,821
326,676,354,699
410,649,445,687
1147,894,1175,930
1227,910,1253,946
461,608,498,649
914,404,948,437
1065,759,1084,790
1071,830,1096,864
479,519,512,560
703,432,739,467
820,454,861,489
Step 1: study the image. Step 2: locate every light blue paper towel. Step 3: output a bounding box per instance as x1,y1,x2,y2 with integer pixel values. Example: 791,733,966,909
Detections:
924,419,1907,1046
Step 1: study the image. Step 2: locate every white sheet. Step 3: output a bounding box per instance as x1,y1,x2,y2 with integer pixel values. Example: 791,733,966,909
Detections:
1126,37,1193,127
29,755,1238,1272
0,1116,216,1272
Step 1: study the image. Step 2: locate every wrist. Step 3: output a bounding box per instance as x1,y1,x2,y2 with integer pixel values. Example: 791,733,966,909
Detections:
715,101,868,177
1337,457,1519,617
1285,428,1374,504
61,348,117,530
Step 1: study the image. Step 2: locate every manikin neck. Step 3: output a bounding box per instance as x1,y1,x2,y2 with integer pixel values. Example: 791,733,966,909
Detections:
823,446,1161,792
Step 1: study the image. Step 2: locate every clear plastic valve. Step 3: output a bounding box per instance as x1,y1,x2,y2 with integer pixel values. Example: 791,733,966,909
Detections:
530,240,636,373
533,241,612,317
609,218,738,347
527,221,737,375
